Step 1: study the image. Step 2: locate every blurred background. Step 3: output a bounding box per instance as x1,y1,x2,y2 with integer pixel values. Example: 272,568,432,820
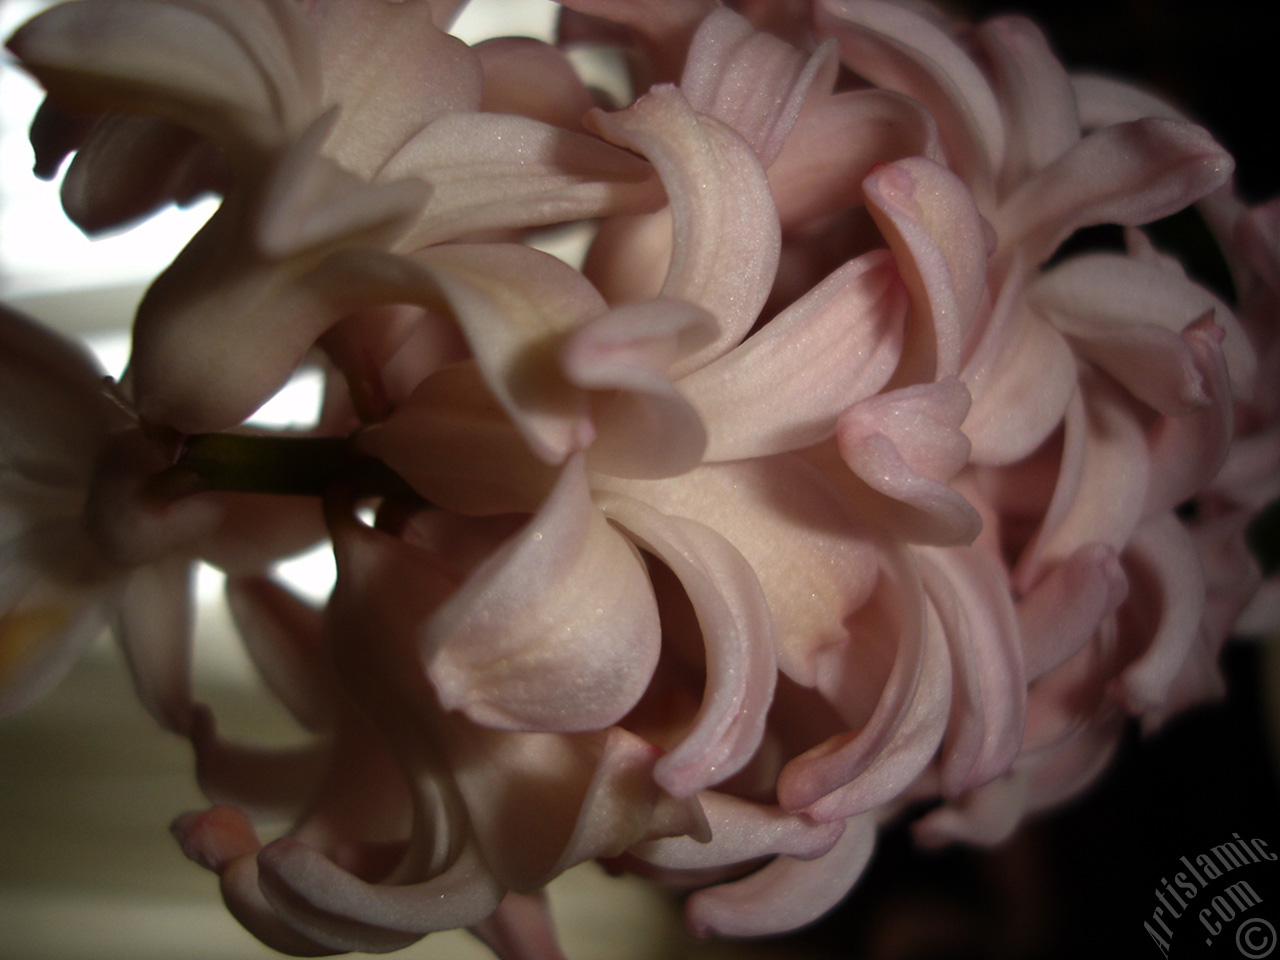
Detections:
1,0,1277,957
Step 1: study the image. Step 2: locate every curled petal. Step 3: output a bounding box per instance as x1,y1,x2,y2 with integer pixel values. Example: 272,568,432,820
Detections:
768,89,940,228
1014,379,1149,593
913,772,1029,848
383,113,662,248
306,0,483,178
816,0,1005,196
680,8,837,167
172,806,338,957
256,836,501,952
962,260,1076,465
7,0,313,161
599,494,777,796
776,544,951,820
225,576,337,734
1114,516,1207,715
975,15,1079,193
918,545,1025,795
1031,253,1255,403
189,705,328,815
864,158,989,381
426,457,661,732
587,85,781,375
471,891,567,960
61,114,221,235
681,250,906,461
328,243,604,463
444,723,673,892
632,792,843,870
686,812,876,937
356,363,559,516
1016,543,1128,681
560,299,715,479
836,378,982,546
1141,317,1235,516
475,37,595,129
997,119,1235,269
599,457,880,685
113,555,194,733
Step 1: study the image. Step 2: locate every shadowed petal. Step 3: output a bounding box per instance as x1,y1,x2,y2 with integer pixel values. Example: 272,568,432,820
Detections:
997,119,1234,270
560,299,715,479
686,812,876,937
768,89,939,228
681,250,906,461
599,493,777,796
425,457,661,732
816,0,1004,198
587,85,781,375
382,113,662,248
776,544,951,821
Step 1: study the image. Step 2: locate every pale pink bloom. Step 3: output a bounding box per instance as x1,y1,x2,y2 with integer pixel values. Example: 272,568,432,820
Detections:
2,0,1278,956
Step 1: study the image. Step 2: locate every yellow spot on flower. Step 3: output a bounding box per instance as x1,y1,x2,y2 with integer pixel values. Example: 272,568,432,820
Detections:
0,607,71,680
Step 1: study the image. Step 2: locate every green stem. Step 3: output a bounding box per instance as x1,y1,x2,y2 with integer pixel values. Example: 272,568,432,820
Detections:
177,433,419,500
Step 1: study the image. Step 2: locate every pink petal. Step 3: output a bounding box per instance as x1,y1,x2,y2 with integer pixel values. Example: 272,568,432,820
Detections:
1013,378,1150,593
381,112,662,248
686,812,876,937
61,115,221,235
913,772,1029,848
974,15,1079,195
555,0,716,80
470,891,567,960
0,526,112,719
112,554,194,733
333,242,604,463
256,835,502,951
188,704,329,815
996,119,1235,269
475,37,595,129
776,544,951,820
961,259,1077,465
631,792,844,869
356,363,560,516
7,0,314,159
560,299,714,479
1030,252,1255,404
1114,515,1207,714
917,545,1025,795
425,457,661,732
442,723,667,892
225,576,337,733
680,250,906,461
171,806,338,957
815,0,1005,198
767,89,940,228
1016,543,1128,681
1141,316,1235,516
306,0,482,178
587,85,781,375
836,378,982,546
863,157,989,381
598,457,880,685
598,494,777,796
680,8,837,167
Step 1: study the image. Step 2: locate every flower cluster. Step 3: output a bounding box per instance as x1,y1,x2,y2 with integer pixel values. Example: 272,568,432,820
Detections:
3,0,1279,955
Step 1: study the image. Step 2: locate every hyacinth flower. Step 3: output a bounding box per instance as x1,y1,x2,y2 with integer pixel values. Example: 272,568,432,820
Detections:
3,0,1279,958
